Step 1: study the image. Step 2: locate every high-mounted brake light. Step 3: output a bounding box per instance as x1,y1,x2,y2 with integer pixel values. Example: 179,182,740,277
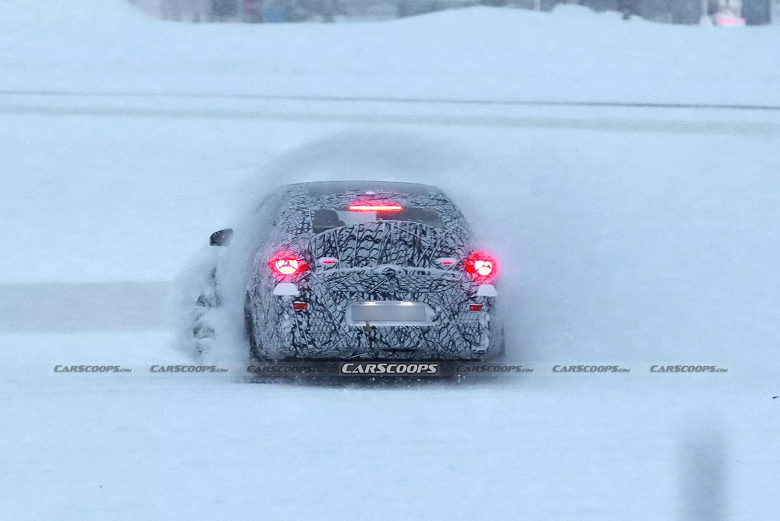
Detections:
268,252,309,279
717,17,745,26
348,201,403,212
465,252,497,282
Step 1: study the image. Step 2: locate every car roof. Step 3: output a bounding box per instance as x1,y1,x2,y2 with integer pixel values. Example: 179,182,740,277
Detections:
285,181,444,198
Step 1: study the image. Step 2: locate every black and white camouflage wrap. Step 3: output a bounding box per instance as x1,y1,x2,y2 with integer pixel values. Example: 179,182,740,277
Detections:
237,183,503,361
190,182,503,361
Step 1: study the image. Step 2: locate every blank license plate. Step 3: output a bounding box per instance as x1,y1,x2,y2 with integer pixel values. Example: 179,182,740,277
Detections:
350,302,427,323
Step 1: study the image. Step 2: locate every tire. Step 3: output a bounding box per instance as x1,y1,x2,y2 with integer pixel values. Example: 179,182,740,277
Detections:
245,293,264,362
481,318,506,362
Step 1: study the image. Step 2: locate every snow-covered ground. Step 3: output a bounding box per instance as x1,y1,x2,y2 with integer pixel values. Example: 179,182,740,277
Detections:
1,1,778,520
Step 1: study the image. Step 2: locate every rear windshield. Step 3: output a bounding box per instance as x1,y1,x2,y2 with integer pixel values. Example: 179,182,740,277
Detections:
312,207,444,234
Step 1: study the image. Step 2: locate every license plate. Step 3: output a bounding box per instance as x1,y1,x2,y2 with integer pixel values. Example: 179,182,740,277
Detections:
349,301,427,324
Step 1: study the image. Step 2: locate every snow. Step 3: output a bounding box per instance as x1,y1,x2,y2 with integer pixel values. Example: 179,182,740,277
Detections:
2,333,778,521
1,3,779,103
1,2,779,520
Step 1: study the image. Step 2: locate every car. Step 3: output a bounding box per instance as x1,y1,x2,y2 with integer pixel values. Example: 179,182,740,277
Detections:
190,180,504,361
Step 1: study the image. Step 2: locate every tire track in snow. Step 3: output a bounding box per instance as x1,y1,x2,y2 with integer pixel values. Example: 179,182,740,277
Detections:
2,89,780,111
1,104,778,135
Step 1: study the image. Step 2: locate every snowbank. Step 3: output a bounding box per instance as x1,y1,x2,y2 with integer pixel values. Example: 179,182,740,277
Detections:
0,4,778,104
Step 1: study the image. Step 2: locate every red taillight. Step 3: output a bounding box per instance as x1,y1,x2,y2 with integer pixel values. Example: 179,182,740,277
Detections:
293,302,307,310
465,252,497,282
348,201,403,212
469,304,483,312
268,253,309,279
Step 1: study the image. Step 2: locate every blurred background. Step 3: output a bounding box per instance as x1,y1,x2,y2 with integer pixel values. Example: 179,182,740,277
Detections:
130,0,778,26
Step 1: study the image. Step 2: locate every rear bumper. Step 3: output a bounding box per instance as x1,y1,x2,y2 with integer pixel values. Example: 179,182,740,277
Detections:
247,267,502,361
250,297,502,361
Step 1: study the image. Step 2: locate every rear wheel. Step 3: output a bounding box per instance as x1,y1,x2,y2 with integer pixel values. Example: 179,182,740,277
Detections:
492,322,506,361
478,318,505,362
245,293,270,363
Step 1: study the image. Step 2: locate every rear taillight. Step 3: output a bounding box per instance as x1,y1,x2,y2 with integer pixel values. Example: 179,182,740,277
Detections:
268,252,309,279
465,251,497,282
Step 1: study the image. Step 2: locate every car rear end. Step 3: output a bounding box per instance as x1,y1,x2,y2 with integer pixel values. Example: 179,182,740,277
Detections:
246,182,503,361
